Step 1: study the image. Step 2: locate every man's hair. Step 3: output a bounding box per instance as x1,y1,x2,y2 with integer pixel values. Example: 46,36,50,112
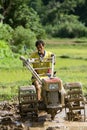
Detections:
35,40,45,47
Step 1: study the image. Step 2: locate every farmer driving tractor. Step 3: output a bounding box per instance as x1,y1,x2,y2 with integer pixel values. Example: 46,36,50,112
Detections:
30,40,66,107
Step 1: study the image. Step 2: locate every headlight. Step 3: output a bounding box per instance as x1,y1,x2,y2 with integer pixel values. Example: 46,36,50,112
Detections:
49,83,58,90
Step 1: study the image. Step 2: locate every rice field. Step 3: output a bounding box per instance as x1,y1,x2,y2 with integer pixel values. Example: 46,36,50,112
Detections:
0,38,87,100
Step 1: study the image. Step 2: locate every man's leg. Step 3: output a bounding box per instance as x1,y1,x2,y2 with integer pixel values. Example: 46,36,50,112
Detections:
34,80,41,101
58,79,66,106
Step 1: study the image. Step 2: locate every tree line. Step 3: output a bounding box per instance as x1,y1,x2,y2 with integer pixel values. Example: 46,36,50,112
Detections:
0,0,87,53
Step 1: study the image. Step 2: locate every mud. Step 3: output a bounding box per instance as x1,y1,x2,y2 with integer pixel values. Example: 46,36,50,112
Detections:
0,100,87,130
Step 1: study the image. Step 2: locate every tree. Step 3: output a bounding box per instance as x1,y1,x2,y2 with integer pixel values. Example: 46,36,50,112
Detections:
0,0,46,39
0,0,32,26
28,0,43,13
0,0,87,38
27,0,85,26
0,0,13,23
75,0,87,26
13,4,46,39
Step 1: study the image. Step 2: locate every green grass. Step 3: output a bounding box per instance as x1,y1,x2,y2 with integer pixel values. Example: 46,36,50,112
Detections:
0,38,87,100
55,58,87,84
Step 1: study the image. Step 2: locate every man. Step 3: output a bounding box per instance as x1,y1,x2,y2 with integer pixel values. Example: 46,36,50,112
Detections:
30,40,66,106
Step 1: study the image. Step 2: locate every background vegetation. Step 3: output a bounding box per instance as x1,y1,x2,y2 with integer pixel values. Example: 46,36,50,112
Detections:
1,0,87,52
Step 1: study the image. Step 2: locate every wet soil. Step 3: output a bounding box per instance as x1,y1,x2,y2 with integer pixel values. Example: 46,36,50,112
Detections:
0,100,87,130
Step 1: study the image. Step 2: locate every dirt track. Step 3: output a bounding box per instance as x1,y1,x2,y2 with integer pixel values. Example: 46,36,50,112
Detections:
0,101,87,130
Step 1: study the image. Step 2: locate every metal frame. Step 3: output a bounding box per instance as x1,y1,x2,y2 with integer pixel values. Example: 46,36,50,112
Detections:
64,82,85,121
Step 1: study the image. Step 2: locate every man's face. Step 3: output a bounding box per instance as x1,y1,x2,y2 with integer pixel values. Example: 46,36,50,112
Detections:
36,44,44,54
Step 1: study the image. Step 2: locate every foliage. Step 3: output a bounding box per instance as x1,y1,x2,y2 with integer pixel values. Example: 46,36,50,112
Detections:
0,0,29,23
0,23,13,42
75,0,87,26
10,26,36,54
34,0,85,25
0,0,87,38
45,15,87,38
28,0,87,38
28,0,43,13
14,4,46,39
0,0,46,39
0,40,13,59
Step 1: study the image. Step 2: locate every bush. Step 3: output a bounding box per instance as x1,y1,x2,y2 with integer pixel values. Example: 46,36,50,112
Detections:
45,15,87,38
55,22,87,38
0,40,13,58
11,26,36,54
0,23,13,42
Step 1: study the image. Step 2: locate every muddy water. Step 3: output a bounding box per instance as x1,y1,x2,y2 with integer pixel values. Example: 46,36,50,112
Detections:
26,109,87,130
25,105,87,130
0,101,87,130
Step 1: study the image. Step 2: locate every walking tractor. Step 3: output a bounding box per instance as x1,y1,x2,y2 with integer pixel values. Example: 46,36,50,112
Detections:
18,55,62,120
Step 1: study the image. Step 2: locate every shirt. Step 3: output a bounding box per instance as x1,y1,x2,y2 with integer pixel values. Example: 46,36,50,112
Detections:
30,50,53,79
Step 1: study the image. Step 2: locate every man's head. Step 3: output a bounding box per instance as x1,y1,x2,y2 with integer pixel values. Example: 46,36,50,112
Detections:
35,40,45,54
